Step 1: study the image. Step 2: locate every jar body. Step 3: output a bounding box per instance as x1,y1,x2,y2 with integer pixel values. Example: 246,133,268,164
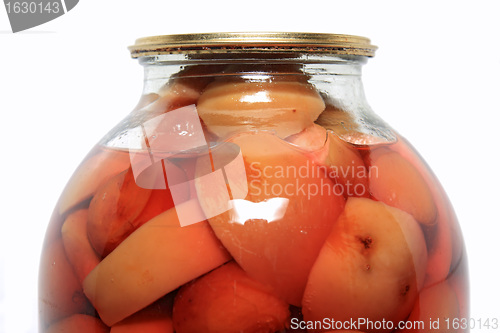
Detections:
38,53,469,332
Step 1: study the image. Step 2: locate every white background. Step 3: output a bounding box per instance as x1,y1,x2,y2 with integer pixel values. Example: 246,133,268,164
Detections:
1,1,499,332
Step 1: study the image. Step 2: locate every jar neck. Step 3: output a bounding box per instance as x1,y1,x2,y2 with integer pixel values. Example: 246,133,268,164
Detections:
134,53,395,145
138,52,366,93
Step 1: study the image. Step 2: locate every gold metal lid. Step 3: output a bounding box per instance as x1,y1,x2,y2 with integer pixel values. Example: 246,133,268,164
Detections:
129,32,377,58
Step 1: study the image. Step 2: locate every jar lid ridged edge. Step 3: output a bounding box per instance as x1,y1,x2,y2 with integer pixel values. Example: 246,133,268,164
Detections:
128,32,377,58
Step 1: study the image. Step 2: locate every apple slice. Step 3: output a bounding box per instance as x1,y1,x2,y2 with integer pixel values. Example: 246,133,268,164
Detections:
61,209,100,283
197,79,326,138
424,208,453,287
46,314,109,333
315,106,361,138
302,197,428,333
83,199,231,326
377,141,455,287
140,79,204,117
402,281,460,333
448,254,469,323
195,132,345,305
138,64,221,117
39,239,89,326
286,124,329,151
58,149,130,216
368,148,437,225
110,295,174,333
87,168,153,257
325,132,370,197
131,93,159,112
287,125,370,198
285,124,330,168
172,262,289,333
132,188,177,226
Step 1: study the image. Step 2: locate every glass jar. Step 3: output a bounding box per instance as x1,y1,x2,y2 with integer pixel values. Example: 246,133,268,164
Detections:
38,32,469,333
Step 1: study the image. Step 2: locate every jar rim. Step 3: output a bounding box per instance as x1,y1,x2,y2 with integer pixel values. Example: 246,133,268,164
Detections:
128,32,377,58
